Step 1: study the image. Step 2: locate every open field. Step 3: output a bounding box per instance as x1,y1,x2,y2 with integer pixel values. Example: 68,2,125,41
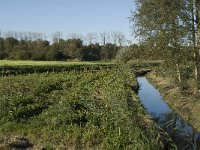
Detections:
0,60,161,77
0,60,116,76
0,60,114,66
0,64,164,149
0,60,161,67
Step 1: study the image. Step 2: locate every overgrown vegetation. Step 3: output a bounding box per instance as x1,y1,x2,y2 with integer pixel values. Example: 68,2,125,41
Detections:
0,65,164,149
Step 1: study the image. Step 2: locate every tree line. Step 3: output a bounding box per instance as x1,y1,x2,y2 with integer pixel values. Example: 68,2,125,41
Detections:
128,0,200,90
0,31,129,61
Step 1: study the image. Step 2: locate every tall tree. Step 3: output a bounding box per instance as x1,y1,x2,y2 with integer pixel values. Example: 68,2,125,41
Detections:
100,32,110,45
0,38,6,59
52,32,63,44
194,0,200,88
131,0,191,85
188,0,200,89
86,32,97,44
4,37,19,55
100,43,118,60
64,39,83,59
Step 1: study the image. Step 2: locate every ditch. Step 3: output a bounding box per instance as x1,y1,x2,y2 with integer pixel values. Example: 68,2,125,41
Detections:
137,76,200,149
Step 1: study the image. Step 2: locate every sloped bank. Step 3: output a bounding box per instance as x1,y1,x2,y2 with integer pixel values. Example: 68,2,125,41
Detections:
147,71,200,134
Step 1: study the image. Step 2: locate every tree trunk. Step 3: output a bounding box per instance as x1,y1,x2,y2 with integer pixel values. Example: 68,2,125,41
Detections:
192,0,198,80
193,0,200,89
176,63,181,84
196,0,200,89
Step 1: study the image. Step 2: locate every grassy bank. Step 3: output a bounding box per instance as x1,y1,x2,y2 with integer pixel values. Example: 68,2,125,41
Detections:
0,65,163,149
147,71,200,133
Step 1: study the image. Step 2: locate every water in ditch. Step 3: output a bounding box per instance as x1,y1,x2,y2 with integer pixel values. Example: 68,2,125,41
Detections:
137,76,200,150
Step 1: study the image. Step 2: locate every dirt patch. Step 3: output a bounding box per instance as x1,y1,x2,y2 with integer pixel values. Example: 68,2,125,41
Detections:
0,136,34,150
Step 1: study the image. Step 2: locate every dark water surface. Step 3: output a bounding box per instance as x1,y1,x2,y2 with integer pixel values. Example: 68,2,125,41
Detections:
137,77,200,150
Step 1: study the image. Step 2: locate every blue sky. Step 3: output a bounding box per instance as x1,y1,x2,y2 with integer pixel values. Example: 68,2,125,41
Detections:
0,0,135,41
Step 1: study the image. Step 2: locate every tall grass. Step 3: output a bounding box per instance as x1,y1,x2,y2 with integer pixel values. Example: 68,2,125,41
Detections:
0,65,164,149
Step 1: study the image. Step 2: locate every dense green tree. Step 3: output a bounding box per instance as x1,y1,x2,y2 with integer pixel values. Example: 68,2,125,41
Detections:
30,40,49,60
0,32,120,61
131,0,193,86
9,49,31,60
64,39,83,59
46,49,65,61
4,37,19,55
100,43,118,60
81,43,101,61
0,38,6,59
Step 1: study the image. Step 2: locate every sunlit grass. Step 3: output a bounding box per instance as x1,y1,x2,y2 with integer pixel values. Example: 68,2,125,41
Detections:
0,60,114,66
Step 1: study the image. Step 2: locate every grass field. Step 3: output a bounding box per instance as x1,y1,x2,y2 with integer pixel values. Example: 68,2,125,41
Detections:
0,60,117,76
0,60,162,67
0,60,161,77
0,60,114,66
0,61,165,149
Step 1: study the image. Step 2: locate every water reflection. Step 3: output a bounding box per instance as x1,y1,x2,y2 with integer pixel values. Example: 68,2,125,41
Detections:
137,77,200,150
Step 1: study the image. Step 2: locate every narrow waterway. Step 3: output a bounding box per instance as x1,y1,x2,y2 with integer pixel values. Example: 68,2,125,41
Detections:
137,77,200,150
